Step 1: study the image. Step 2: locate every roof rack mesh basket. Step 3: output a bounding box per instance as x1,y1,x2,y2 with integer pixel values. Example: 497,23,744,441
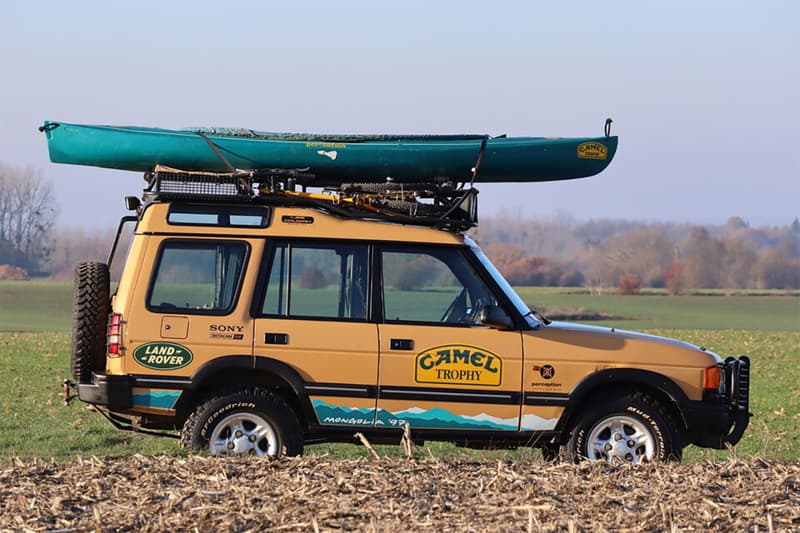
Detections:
144,167,253,200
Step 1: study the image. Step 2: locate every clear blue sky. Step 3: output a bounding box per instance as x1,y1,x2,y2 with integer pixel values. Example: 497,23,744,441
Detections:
2,1,798,228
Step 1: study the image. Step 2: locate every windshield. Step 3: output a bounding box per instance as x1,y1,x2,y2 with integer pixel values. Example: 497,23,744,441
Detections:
466,238,544,328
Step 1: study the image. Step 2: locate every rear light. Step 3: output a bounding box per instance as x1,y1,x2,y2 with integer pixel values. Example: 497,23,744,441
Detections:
703,365,721,390
107,313,122,357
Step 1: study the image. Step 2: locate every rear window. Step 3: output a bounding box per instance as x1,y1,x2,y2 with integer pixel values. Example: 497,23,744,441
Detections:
167,205,270,227
260,241,369,321
148,240,248,314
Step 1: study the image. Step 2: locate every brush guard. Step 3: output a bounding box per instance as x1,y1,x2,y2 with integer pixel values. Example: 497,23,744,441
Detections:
720,356,751,445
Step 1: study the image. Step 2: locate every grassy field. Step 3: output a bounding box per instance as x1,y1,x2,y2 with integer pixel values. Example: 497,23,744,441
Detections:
516,287,800,331
0,281,798,461
2,281,798,332
0,281,73,332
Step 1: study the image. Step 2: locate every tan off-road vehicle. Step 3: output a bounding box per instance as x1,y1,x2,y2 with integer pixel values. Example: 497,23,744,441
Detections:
65,168,750,462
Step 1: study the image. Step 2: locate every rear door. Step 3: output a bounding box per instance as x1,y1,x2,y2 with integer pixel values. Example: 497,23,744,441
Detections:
375,245,524,432
252,239,380,428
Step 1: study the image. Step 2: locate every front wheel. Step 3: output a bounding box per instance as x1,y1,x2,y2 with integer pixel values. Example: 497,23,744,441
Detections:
564,391,682,463
180,388,303,457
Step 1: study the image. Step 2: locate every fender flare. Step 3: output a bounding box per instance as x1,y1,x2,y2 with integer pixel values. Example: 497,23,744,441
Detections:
186,355,317,425
558,368,690,432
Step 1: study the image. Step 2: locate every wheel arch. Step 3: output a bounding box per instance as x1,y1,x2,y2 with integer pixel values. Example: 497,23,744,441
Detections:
557,368,689,439
176,355,316,430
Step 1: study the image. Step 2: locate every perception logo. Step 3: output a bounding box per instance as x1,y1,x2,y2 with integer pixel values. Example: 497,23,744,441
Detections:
539,364,555,380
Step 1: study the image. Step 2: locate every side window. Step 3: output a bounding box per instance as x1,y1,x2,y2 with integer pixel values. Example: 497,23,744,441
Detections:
261,241,368,320
381,247,497,324
148,241,247,314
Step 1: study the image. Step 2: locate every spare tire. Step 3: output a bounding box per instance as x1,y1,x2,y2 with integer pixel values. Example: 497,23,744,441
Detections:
71,262,111,382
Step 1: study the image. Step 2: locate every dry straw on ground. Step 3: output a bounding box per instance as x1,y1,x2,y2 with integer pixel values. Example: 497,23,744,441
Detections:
1,455,798,532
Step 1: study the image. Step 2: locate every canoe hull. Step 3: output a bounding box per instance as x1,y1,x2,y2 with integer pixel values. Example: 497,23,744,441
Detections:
42,121,618,184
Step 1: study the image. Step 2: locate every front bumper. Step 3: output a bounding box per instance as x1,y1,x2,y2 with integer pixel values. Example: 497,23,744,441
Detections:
684,356,751,449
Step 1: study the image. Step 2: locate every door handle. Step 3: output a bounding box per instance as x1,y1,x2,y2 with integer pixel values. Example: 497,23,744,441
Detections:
265,333,288,345
390,338,414,351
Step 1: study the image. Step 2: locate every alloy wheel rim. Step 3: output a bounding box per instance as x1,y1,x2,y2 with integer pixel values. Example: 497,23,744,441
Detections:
209,413,278,457
586,415,656,463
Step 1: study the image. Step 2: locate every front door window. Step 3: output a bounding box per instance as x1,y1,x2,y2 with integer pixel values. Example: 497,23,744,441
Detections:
381,248,497,325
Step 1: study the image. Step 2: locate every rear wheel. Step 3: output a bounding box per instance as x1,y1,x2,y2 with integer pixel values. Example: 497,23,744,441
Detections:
564,391,682,463
180,388,303,458
71,262,110,382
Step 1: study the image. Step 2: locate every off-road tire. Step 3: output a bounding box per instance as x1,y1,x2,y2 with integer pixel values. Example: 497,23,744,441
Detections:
564,391,682,463
71,262,111,383
180,387,304,457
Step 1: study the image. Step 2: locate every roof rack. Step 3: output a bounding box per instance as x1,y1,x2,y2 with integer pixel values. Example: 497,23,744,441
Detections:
143,166,478,231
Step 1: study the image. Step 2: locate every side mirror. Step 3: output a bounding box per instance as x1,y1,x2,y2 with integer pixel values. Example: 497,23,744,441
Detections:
476,305,514,330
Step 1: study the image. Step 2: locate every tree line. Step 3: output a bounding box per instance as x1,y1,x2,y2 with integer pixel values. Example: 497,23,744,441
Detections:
472,212,800,292
0,164,56,275
1,163,798,290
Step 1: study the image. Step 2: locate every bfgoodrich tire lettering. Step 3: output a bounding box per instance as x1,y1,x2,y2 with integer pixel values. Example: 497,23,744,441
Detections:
565,391,682,463
71,262,111,382
180,387,303,457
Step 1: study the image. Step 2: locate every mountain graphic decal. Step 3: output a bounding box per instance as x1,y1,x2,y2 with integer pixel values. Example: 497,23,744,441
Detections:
311,400,556,431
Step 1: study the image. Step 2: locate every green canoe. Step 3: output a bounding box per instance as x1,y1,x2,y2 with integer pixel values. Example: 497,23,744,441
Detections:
40,121,618,184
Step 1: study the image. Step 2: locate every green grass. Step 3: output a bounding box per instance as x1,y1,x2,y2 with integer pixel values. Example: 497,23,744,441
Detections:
2,281,798,332
0,332,183,459
0,281,74,332
515,287,800,331
1,281,797,460
1,329,797,461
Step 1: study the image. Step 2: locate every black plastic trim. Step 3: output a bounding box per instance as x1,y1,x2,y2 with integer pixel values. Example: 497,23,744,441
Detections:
186,355,317,426
556,368,692,434
304,426,561,447
379,386,520,405
304,383,377,399
568,368,690,407
252,357,317,423
523,392,570,406
131,376,193,390
78,373,132,409
188,355,254,386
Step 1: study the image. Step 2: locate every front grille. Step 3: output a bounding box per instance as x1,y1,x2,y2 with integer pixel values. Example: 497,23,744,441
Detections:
724,356,750,411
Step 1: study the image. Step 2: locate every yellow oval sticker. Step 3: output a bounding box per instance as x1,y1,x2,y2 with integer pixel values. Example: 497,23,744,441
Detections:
577,142,608,160
415,344,503,387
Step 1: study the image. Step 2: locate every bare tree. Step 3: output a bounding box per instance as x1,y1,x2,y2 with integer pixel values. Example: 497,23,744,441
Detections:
0,164,57,274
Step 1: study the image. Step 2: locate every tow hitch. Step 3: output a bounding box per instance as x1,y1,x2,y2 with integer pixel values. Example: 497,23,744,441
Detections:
62,379,77,406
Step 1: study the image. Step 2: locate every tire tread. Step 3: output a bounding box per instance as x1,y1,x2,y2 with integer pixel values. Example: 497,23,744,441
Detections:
180,386,303,457
71,262,111,382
